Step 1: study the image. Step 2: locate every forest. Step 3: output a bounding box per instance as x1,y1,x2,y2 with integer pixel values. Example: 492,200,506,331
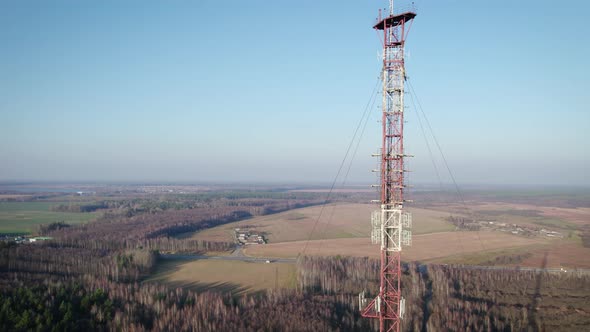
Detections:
2,251,589,331
1,190,589,331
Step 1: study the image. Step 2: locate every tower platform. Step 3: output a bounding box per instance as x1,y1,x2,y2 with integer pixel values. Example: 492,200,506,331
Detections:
373,12,416,30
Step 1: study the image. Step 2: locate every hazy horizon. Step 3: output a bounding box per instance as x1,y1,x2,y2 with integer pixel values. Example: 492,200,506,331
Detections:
2,0,589,186
2,180,589,192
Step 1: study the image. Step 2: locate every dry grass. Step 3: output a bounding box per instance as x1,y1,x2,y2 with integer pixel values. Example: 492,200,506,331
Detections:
409,207,456,234
190,204,371,243
187,202,589,268
536,207,590,226
439,242,590,269
521,244,590,269
188,203,455,243
288,188,374,193
457,202,589,228
405,231,548,262
436,245,548,266
148,259,296,295
0,194,32,200
244,231,548,262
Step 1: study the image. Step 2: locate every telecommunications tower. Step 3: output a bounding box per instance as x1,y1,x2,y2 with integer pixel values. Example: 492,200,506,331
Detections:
359,1,416,332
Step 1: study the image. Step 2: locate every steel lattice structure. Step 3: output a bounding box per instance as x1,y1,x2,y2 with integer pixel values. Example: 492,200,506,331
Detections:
359,2,416,332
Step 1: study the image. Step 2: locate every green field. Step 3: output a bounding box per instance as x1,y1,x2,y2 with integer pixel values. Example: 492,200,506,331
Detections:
0,201,99,234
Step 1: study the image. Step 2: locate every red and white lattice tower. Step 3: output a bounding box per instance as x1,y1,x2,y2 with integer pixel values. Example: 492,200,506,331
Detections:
359,2,416,332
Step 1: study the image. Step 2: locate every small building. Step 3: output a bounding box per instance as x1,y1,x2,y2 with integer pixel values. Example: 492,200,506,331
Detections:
27,236,53,243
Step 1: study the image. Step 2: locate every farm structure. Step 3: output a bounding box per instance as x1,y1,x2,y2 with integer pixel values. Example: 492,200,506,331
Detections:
234,228,266,245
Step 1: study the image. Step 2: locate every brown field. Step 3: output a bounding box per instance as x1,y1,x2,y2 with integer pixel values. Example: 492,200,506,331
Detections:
536,207,590,225
188,203,455,243
188,201,589,268
190,204,373,243
149,259,296,295
409,208,457,234
0,194,32,200
521,244,590,269
288,188,374,193
422,201,584,235
436,245,549,266
464,202,590,227
243,231,549,261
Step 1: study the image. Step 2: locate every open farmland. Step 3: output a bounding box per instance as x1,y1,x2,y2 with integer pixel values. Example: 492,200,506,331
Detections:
466,202,585,231
187,203,456,243
188,203,373,243
0,194,33,200
149,259,296,295
243,231,552,263
186,200,590,267
417,191,590,231
520,243,590,269
116,188,588,281
161,203,469,293
0,201,99,234
538,207,590,225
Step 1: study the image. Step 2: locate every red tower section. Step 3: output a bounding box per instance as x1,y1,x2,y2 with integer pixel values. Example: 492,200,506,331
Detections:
359,3,416,332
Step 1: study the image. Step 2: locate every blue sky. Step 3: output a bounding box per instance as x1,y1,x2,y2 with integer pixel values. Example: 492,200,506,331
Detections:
1,0,588,185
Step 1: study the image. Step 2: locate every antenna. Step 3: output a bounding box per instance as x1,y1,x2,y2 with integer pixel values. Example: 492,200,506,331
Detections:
359,2,416,332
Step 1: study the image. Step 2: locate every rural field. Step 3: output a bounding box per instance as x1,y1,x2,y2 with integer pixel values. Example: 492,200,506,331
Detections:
467,202,583,230
0,201,99,234
148,259,297,295
187,203,456,243
183,198,590,269
0,194,33,200
243,231,549,261
1,184,588,331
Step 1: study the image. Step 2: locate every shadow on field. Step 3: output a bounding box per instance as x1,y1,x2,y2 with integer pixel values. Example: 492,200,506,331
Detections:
146,257,265,297
163,280,252,296
528,251,547,331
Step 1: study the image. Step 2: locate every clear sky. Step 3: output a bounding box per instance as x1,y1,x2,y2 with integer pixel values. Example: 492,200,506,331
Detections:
1,0,588,186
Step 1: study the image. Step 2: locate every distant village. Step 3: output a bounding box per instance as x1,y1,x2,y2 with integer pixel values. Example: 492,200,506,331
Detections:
480,221,564,238
234,228,266,245
1,235,53,244
447,216,565,238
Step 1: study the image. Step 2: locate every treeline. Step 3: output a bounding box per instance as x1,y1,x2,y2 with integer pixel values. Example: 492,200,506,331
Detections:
2,252,589,330
446,215,481,231
0,244,157,282
45,207,243,252
0,247,368,331
0,283,113,331
297,256,380,295
480,252,533,266
52,202,110,213
297,256,590,331
44,197,324,253
0,275,371,332
6,190,590,330
1,193,375,331
580,225,590,248
50,191,327,216
38,221,70,235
